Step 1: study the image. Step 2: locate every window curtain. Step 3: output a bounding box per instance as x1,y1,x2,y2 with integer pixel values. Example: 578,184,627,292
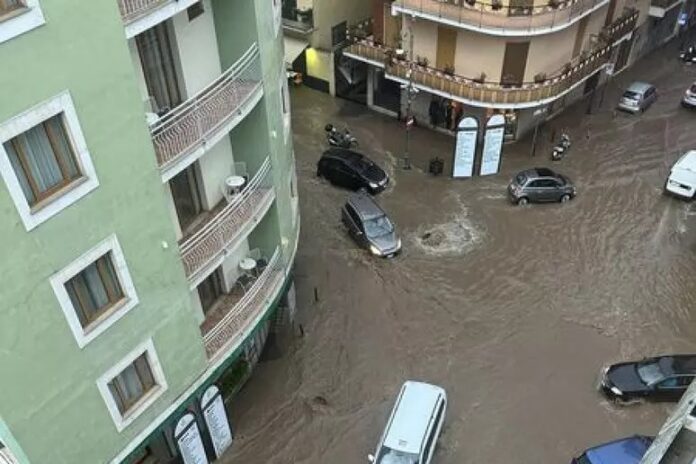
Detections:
136,23,182,113
4,142,34,204
67,262,111,326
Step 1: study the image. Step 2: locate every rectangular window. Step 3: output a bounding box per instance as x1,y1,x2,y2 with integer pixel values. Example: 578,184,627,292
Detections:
187,1,204,21
197,268,224,315
107,353,157,415
3,114,81,207
65,253,124,328
0,0,23,16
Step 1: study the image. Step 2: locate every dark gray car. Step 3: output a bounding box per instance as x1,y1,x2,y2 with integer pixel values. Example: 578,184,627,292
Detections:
341,192,401,257
508,168,576,206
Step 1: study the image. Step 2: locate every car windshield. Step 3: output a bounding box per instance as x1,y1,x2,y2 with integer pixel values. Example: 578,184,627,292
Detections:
623,90,641,100
515,174,527,185
377,448,419,464
637,361,666,386
364,215,394,238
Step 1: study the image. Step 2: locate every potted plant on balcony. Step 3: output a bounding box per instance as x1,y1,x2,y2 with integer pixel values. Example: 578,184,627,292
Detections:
473,72,487,83
492,0,503,10
416,56,429,67
465,0,476,6
548,0,561,8
534,72,547,83
444,65,455,76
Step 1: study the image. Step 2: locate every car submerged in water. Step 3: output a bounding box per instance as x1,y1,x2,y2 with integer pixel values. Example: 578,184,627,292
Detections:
571,435,653,464
317,148,389,194
507,168,576,206
600,355,696,402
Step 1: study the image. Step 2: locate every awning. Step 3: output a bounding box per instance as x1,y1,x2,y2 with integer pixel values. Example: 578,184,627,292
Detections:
284,37,309,69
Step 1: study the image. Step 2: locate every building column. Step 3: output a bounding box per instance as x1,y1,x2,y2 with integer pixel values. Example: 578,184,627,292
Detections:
367,66,375,108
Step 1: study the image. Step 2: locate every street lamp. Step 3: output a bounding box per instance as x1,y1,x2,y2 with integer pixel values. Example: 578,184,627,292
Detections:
401,70,418,170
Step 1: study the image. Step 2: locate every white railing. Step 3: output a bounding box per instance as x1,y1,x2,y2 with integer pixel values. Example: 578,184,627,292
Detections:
117,0,169,23
180,157,274,281
203,248,285,359
151,44,262,168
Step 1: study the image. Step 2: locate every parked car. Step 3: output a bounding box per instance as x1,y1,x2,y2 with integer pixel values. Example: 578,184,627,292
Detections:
682,82,696,108
618,82,657,113
664,151,696,199
507,168,576,205
600,355,696,402
571,435,653,464
368,381,447,464
317,148,388,194
342,192,401,258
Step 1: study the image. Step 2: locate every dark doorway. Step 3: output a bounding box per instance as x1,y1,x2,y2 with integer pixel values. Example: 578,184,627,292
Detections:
373,68,401,114
334,49,367,104
170,164,203,233
501,42,530,86
615,36,634,72
583,72,600,95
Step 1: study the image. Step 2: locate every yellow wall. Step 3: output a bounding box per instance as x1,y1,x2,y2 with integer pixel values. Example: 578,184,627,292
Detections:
306,47,331,81
454,29,507,81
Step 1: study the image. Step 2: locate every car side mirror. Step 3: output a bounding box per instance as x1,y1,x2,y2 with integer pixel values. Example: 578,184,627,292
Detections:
368,455,375,463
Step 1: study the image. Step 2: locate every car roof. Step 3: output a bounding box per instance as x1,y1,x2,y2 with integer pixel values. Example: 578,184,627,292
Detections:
585,435,652,464
660,355,696,374
346,192,385,220
517,168,557,179
674,151,696,172
626,82,653,93
383,381,446,454
323,148,364,163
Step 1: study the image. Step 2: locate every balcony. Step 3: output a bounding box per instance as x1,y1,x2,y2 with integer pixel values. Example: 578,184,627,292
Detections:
117,0,199,37
151,43,263,181
201,248,286,360
345,9,637,108
179,157,275,284
649,0,684,18
392,0,610,36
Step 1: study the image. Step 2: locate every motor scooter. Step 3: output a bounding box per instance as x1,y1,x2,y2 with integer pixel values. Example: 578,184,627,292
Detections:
325,124,359,149
551,133,571,161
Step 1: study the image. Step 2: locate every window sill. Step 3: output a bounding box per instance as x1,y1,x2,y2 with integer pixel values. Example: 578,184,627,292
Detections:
0,6,28,23
29,176,88,214
0,1,45,45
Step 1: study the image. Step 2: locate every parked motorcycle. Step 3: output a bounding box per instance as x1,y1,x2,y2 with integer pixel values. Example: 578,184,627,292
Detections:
680,46,696,64
325,124,359,149
551,133,571,161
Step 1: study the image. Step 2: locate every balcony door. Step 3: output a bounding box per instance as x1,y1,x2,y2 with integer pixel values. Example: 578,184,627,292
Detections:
501,41,529,86
136,22,182,114
170,164,203,233
198,269,224,315
436,25,458,71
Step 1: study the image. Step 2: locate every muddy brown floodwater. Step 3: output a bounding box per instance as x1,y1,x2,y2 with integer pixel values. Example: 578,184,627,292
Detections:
222,42,696,464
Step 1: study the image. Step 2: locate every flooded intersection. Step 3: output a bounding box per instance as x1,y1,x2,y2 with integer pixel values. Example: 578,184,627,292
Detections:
224,44,696,464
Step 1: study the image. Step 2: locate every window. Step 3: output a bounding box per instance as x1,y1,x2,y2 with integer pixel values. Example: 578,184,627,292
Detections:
0,0,23,17
0,0,44,44
66,253,124,328
50,235,138,348
136,22,182,113
197,268,224,315
0,441,19,464
97,339,167,432
4,114,82,207
0,91,98,230
108,353,156,415
422,401,445,460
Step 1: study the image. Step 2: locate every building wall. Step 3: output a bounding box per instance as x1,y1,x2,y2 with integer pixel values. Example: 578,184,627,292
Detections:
0,1,209,463
311,0,373,50
454,29,508,81
524,22,580,81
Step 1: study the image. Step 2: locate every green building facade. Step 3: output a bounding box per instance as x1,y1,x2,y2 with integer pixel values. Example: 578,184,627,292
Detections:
0,0,299,462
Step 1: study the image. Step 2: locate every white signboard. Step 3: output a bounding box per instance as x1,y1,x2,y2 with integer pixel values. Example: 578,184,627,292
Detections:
480,114,505,176
453,117,478,178
175,413,209,464
201,385,233,458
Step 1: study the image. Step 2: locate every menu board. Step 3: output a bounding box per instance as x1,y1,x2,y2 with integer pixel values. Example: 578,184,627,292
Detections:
175,413,208,464
202,385,233,458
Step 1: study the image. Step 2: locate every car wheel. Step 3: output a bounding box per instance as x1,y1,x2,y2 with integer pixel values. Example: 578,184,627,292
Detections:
560,194,571,203
517,197,529,206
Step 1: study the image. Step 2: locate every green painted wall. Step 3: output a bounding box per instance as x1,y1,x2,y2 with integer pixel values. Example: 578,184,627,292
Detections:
0,1,207,463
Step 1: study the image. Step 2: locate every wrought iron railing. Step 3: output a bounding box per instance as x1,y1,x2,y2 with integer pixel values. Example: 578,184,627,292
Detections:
202,248,285,360
117,0,169,23
392,0,609,33
179,157,274,281
346,9,637,105
150,44,262,169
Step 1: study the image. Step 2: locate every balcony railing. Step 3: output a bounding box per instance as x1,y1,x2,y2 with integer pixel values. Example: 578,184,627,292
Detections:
179,157,274,281
202,248,285,360
346,9,637,106
117,0,169,23
392,0,609,34
150,44,262,169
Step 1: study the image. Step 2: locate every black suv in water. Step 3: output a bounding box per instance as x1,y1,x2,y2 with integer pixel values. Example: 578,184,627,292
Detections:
600,355,696,402
508,168,576,206
317,148,389,194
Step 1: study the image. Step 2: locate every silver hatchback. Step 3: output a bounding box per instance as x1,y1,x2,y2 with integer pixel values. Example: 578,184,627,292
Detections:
618,81,657,113
342,192,401,257
508,168,576,206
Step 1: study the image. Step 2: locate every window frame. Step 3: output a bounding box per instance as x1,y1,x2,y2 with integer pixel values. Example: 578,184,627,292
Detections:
97,339,168,432
0,91,99,230
50,235,139,348
0,0,44,44
66,253,125,328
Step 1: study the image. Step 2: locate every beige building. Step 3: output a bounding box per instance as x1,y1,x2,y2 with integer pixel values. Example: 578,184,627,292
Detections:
345,0,686,140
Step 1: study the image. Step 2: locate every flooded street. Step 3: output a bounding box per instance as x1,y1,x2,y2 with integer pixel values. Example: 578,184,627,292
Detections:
224,41,696,463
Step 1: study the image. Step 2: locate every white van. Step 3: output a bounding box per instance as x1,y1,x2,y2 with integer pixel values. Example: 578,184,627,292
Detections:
666,151,696,199
368,381,447,464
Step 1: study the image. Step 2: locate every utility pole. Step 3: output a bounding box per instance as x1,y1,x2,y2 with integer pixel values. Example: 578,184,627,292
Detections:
401,19,417,170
